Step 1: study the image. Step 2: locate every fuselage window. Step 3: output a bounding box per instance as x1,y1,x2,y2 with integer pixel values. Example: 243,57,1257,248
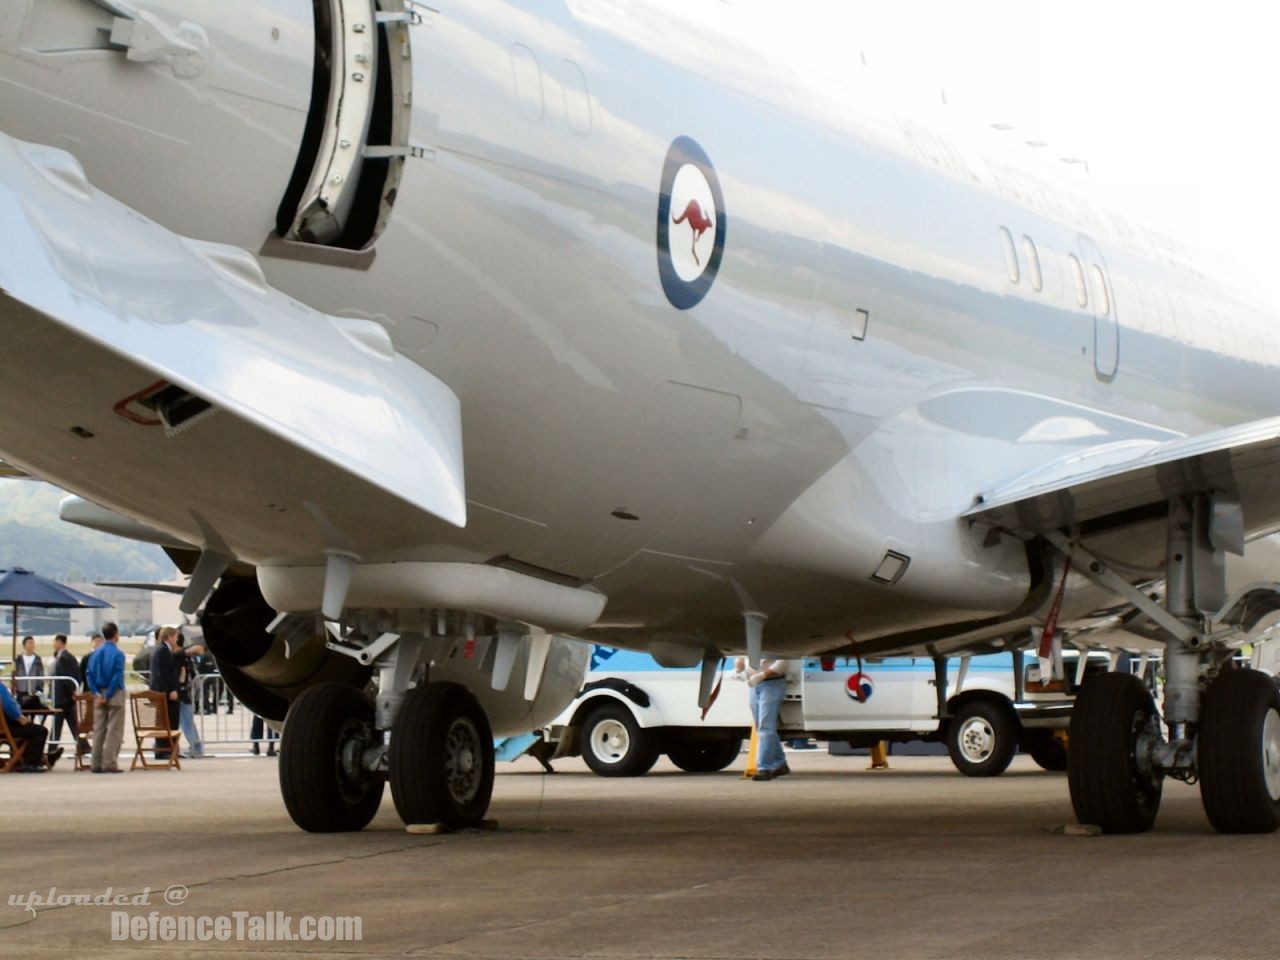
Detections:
1091,264,1111,315
999,227,1020,284
1069,254,1088,308
1022,236,1043,292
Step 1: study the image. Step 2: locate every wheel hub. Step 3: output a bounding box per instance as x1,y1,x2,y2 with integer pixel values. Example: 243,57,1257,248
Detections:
1262,708,1280,801
591,718,630,763
444,717,482,805
957,717,994,763
334,717,375,804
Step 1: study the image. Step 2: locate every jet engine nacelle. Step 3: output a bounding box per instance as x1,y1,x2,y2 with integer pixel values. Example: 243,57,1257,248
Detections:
201,577,591,736
201,577,372,722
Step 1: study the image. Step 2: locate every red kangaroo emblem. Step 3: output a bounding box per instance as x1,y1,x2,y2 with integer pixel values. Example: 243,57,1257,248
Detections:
672,199,714,266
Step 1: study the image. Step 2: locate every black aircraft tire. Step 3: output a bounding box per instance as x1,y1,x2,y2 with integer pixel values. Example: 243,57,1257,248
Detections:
580,702,660,777
1024,730,1068,772
666,736,743,773
389,683,495,829
279,682,382,833
947,699,1018,777
1199,668,1280,834
1067,673,1162,834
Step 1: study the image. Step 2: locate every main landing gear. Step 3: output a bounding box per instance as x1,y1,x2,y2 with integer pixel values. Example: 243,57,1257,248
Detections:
278,632,496,833
1054,496,1280,834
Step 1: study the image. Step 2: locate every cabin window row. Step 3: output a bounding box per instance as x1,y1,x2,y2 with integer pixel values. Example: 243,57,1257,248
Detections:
999,226,1110,317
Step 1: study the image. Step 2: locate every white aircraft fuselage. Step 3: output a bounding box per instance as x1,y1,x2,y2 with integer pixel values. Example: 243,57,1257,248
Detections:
1,0,1277,661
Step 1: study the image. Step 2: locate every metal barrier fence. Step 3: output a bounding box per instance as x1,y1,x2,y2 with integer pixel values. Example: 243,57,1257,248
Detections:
11,672,278,757
189,673,277,755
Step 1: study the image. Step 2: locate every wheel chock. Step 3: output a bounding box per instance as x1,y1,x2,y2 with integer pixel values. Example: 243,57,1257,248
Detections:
406,819,500,835
1048,823,1103,836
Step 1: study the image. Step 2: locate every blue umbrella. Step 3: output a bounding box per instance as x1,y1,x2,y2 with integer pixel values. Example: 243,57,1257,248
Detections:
0,567,111,663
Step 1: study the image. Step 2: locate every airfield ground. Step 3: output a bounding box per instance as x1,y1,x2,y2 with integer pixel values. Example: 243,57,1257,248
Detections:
2,751,1273,959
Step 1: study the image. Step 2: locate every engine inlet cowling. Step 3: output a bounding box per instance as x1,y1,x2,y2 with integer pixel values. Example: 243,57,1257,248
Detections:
201,577,370,721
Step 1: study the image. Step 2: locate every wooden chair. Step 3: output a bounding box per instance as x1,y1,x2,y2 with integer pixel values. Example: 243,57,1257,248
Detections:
128,691,181,771
74,693,95,771
0,711,29,773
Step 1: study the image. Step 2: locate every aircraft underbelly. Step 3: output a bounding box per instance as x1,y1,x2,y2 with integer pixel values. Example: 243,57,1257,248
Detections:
0,133,466,565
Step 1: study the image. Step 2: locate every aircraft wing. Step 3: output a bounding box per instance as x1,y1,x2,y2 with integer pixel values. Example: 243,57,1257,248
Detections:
0,134,465,564
965,417,1280,543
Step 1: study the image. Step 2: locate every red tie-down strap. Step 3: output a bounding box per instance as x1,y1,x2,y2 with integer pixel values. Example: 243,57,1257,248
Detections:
1038,559,1072,661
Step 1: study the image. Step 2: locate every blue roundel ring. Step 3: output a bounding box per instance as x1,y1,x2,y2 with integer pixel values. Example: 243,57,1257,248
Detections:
656,137,727,310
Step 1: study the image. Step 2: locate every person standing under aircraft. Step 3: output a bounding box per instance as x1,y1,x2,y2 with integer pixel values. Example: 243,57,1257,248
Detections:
250,713,278,757
174,633,204,758
86,622,125,773
49,634,80,752
735,656,791,781
149,626,181,760
13,635,43,699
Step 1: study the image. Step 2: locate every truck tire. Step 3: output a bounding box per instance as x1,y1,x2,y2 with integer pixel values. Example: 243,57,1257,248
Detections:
580,702,660,777
1023,730,1068,772
947,698,1017,777
666,736,742,773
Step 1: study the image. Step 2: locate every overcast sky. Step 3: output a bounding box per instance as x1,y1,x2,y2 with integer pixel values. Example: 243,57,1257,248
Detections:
758,2,1280,302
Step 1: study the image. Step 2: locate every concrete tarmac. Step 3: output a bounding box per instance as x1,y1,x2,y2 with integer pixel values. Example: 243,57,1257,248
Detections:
2,751,1277,959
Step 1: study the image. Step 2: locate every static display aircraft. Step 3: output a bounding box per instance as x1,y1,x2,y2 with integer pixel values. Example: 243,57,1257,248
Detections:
3,0,1280,835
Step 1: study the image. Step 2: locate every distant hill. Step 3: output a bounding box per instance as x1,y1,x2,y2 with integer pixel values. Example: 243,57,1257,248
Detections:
0,480,173,582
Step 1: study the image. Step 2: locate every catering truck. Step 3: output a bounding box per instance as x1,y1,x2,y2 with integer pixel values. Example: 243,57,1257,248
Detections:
539,646,1117,777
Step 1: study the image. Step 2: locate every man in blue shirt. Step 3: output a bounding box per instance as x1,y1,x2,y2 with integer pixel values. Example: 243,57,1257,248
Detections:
85,621,126,773
0,682,60,772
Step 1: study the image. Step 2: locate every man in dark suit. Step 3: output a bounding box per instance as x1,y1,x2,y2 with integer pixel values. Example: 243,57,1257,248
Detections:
148,626,181,760
80,634,103,690
49,634,81,754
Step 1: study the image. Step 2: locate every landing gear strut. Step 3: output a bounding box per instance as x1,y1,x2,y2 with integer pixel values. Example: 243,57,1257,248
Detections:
1054,495,1280,834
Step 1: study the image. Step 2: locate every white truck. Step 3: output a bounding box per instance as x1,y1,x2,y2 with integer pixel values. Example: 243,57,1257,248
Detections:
540,645,1115,777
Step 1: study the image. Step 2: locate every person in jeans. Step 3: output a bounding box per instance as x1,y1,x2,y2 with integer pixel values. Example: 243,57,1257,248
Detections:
736,657,791,781
86,621,126,773
175,633,204,758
